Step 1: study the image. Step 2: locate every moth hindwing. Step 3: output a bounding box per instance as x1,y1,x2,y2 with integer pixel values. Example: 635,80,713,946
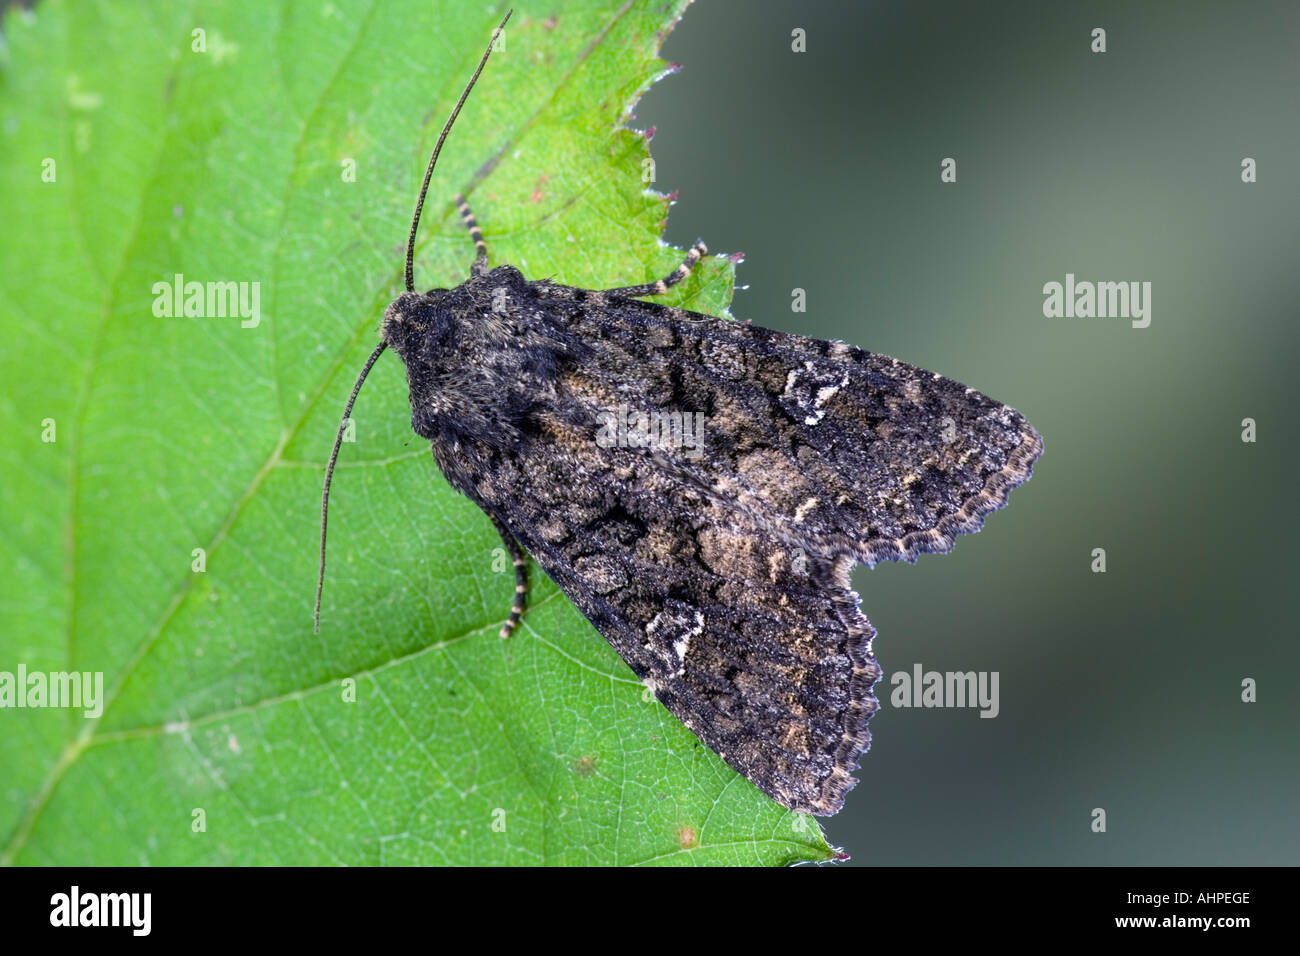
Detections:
316,12,1042,816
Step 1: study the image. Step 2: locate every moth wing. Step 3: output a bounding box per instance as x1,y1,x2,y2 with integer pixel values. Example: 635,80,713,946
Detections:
449,283,1041,814
472,426,879,816
561,293,1043,566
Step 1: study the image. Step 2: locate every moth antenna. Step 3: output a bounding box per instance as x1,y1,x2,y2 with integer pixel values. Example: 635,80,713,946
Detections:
404,8,513,292
319,11,510,629
315,341,388,633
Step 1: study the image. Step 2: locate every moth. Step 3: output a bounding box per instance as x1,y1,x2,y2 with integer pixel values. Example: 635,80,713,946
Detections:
315,11,1042,816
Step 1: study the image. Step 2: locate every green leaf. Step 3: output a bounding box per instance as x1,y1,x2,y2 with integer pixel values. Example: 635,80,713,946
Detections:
0,0,833,865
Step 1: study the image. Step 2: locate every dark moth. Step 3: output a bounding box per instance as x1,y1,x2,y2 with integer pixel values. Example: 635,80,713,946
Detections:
316,12,1042,816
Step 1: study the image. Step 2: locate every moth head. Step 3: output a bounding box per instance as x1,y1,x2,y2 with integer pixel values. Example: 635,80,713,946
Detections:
381,290,451,360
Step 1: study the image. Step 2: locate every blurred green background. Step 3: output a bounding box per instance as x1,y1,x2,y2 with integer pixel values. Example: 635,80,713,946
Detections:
637,0,1300,864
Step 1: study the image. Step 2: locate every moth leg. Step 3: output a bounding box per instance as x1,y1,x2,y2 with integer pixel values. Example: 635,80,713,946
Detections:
491,515,528,639
454,193,490,276
603,240,707,297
